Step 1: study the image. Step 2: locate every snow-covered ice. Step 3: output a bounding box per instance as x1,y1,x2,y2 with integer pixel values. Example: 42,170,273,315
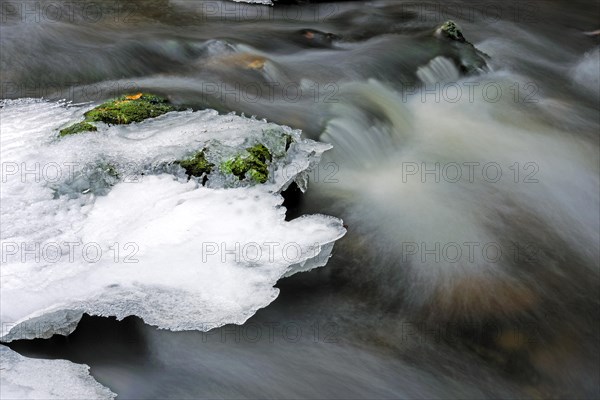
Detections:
0,345,115,399
0,99,345,342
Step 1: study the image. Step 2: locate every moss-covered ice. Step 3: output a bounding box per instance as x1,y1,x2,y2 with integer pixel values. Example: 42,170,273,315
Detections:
178,150,214,183
175,126,297,187
56,108,302,195
221,144,272,184
1,98,345,346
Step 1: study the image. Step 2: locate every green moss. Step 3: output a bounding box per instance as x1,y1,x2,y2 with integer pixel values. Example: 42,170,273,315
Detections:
59,121,97,137
83,94,176,125
221,144,272,184
247,143,272,163
247,169,267,183
222,157,248,177
438,20,465,42
178,150,214,179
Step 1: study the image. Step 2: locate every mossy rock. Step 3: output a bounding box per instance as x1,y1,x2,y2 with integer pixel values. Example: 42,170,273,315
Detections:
83,93,176,125
59,93,178,138
433,20,490,73
221,144,272,184
59,121,97,137
437,20,466,42
178,150,214,180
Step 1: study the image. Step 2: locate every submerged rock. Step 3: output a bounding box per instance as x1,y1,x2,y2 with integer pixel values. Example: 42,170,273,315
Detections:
296,29,340,48
207,53,268,70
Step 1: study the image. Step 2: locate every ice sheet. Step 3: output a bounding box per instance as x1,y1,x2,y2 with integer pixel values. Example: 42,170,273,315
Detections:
0,99,345,341
0,345,115,400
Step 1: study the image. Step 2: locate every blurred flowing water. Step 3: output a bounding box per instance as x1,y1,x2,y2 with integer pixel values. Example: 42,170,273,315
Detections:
3,0,599,398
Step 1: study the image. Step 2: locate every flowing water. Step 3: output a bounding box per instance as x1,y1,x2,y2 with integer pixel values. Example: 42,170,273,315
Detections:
2,0,599,398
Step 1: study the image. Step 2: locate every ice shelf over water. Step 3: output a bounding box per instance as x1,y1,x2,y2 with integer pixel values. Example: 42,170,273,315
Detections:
0,98,346,342
0,345,116,399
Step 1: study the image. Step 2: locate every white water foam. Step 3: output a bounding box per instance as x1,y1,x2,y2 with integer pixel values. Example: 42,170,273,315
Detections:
319,75,599,313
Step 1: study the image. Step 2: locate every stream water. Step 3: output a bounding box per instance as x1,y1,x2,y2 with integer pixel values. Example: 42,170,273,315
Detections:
2,0,599,398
